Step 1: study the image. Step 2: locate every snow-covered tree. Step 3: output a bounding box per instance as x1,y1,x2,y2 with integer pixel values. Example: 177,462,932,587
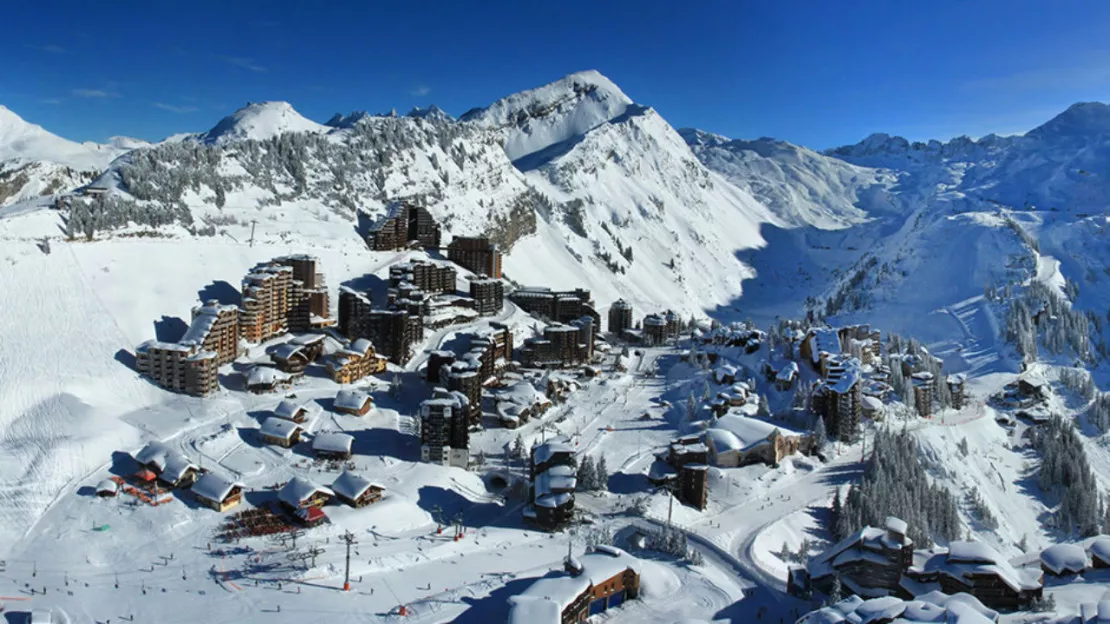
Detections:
511,435,525,461
813,416,828,452
577,456,596,492
595,456,610,492
757,394,770,418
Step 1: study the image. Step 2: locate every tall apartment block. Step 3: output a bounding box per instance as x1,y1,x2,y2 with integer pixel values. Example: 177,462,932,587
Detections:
445,358,483,425
338,287,374,339
469,276,504,316
276,254,331,332
912,371,935,418
239,263,293,343
419,389,471,469
510,287,599,325
136,340,219,397
642,313,668,346
388,260,457,295
446,236,502,279
608,299,633,335
367,202,441,251
338,286,422,365
184,300,240,365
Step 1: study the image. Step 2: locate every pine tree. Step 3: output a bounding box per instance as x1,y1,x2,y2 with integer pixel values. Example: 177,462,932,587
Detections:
813,416,828,451
686,392,698,421
511,435,525,461
577,456,596,492
757,394,771,418
595,456,610,492
830,490,843,540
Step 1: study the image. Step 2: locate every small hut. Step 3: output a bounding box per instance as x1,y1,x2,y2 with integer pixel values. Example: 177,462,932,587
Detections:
278,476,333,511
260,417,303,448
331,470,384,508
312,432,354,460
274,399,309,424
191,473,245,512
95,479,119,497
334,389,373,416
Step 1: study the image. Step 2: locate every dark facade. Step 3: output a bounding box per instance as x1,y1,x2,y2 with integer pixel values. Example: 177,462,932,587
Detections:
510,287,597,325
276,255,330,333
608,300,633,335
427,350,456,384
389,260,457,295
469,277,504,316
419,389,470,469
338,287,374,340
677,464,708,511
446,236,502,279
446,362,483,425
367,202,442,251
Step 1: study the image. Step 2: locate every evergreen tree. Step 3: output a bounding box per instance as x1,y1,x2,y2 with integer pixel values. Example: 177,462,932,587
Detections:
511,435,525,461
595,456,610,492
577,456,596,492
686,392,699,421
813,416,828,452
757,394,771,418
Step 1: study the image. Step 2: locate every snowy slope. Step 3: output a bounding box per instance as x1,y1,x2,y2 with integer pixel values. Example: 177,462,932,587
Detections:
461,70,633,162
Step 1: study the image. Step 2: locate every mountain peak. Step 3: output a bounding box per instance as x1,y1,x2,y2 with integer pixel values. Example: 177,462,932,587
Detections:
200,101,328,144
678,128,731,148
461,70,634,161
1026,101,1110,141
407,105,453,123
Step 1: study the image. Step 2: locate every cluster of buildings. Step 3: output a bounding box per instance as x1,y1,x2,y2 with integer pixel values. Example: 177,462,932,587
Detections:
511,287,598,325
524,441,578,530
137,255,334,397
789,517,1048,611
366,201,442,251
604,299,681,346
649,435,709,510
506,546,641,624
418,388,472,469
519,317,596,368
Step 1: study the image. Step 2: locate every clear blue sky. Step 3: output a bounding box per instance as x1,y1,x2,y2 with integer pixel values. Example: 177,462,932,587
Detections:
3,0,1110,149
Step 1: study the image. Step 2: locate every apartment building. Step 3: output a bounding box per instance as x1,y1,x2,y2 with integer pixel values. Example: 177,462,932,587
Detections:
240,263,293,343
136,340,219,397
469,276,504,316
419,389,471,469
446,236,502,279
275,254,331,332
184,300,240,365
367,201,442,251
608,299,633,335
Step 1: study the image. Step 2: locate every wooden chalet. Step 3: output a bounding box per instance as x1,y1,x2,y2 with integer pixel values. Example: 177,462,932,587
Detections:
259,417,303,448
507,546,642,624
278,476,333,511
273,399,309,423
334,389,373,416
331,470,384,508
95,479,119,497
312,432,354,460
1090,538,1110,569
133,442,199,488
269,343,309,374
191,473,245,512
246,365,294,394
290,333,326,361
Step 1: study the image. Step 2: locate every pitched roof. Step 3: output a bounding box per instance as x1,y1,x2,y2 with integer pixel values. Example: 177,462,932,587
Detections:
160,454,200,483
312,432,354,454
533,441,574,466
1040,543,1087,574
278,476,333,507
260,417,301,441
331,470,382,501
270,343,306,361
274,399,307,421
334,389,372,411
191,473,242,503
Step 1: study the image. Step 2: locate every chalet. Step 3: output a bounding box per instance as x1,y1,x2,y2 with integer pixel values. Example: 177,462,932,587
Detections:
912,540,1042,610
273,399,309,424
259,417,303,448
278,476,333,511
290,333,327,361
1040,543,1087,576
246,365,294,394
191,473,245,512
775,361,799,391
704,414,808,467
133,442,199,488
507,546,641,624
802,517,914,599
269,343,309,374
713,364,738,386
1090,537,1110,569
326,338,387,384
334,389,373,416
312,432,354,460
95,479,119,497
331,470,384,508
494,380,552,428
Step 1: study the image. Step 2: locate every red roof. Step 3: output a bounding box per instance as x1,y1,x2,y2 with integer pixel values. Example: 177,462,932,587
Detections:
296,506,327,523
134,469,158,482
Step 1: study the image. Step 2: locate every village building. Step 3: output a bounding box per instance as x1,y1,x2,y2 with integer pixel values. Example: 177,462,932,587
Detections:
135,340,219,396
338,287,374,340
427,350,456,384
607,299,634,336
775,361,799,391
290,333,326,361
510,287,598,325
312,432,354,460
526,441,578,530
95,479,119,497
797,517,915,600
259,417,303,448
239,263,294,343
184,300,240,365
191,473,245,512
366,201,441,251
642,313,669,346
334,389,373,416
389,259,457,295
494,380,552,428
447,236,502,278
326,338,387,384
273,399,309,423
520,323,591,368
330,470,384,508
838,324,882,359
133,442,200,488
367,308,421,365
704,414,809,467
419,389,471,469
268,343,309,374
245,365,295,394
506,546,642,624
275,254,332,332
652,436,711,510
800,327,843,376
947,373,967,410
1091,538,1110,569
277,476,334,511
811,356,863,442
1040,543,1088,576
910,540,1042,609
911,371,936,417
470,276,505,316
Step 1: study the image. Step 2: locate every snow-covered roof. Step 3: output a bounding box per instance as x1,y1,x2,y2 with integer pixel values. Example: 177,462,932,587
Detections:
247,366,291,387
925,541,1040,593
1089,536,1110,562
270,343,305,361
291,333,325,346
535,492,573,508
707,414,798,453
776,361,799,381
946,540,1002,565
342,338,373,357
134,441,175,470
191,473,242,503
885,516,908,535
312,432,354,454
807,328,842,362
861,395,884,412
334,389,372,412
331,470,382,501
274,399,306,421
535,466,577,497
799,592,998,624
278,476,333,507
260,417,301,441
533,441,575,466
825,357,862,394
136,339,193,354
95,479,118,494
1040,543,1087,574
508,573,590,623
160,453,199,484
581,545,641,585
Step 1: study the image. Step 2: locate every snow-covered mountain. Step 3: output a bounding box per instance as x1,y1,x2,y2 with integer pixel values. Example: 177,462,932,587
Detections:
195,101,330,145
0,106,138,206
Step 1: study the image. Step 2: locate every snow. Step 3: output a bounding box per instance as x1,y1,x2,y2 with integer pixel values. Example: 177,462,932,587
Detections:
197,101,329,145
708,414,798,453
259,416,301,441
1040,543,1088,574
0,105,132,170
311,432,353,455
277,476,333,508
273,399,306,421
191,472,241,503
330,470,379,502
1090,537,1110,563
334,389,371,412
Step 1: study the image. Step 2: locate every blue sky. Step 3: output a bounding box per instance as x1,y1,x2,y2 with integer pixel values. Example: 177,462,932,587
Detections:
3,0,1110,149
